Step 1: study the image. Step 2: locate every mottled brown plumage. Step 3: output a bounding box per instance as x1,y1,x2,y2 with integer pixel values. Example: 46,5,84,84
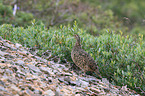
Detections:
71,34,102,78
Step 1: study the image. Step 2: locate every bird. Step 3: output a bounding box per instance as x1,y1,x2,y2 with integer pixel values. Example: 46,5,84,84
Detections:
71,34,102,78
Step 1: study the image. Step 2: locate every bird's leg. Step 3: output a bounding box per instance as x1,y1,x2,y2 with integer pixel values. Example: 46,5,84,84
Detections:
78,70,86,77
82,71,86,77
94,71,102,79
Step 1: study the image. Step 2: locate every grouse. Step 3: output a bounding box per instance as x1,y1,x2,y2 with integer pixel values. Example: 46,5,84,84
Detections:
71,34,102,78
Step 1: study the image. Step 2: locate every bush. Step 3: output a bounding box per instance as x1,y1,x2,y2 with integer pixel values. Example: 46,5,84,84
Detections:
80,0,145,40
0,3,34,27
2,0,127,36
0,3,13,25
0,23,144,94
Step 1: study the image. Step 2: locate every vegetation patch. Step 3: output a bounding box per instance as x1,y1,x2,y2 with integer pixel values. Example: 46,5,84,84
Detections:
0,22,144,94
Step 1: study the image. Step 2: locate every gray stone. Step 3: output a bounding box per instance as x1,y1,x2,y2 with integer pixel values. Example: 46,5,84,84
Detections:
0,86,7,92
44,90,55,96
4,54,14,59
0,46,7,51
0,51,8,56
3,42,11,48
15,43,22,49
78,79,89,88
39,67,50,74
15,60,25,65
27,64,41,73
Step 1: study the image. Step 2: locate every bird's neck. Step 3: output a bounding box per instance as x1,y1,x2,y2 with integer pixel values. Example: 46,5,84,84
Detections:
74,42,82,49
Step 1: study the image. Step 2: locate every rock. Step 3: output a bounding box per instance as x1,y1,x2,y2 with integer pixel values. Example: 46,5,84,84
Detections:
58,77,69,85
25,88,35,96
4,54,15,59
55,88,61,96
3,42,12,48
39,67,55,76
15,43,22,49
0,51,8,56
34,89,42,94
0,57,6,63
79,80,89,88
69,81,77,86
11,84,21,92
0,38,141,96
5,69,13,74
39,67,50,75
0,80,5,86
34,56,42,61
0,46,7,51
64,76,71,82
27,64,41,73
90,87,101,93
44,90,55,96
18,51,28,56
0,86,7,92
16,70,26,76
15,60,25,65
57,72,72,76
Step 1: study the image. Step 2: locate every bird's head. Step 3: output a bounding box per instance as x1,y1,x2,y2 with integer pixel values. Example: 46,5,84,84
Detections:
73,34,81,47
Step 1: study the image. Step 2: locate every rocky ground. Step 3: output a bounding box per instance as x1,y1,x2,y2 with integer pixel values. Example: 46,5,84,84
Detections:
0,36,140,96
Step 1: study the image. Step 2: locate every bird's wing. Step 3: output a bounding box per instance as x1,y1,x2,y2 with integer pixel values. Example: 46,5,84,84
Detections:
78,49,94,59
79,49,98,69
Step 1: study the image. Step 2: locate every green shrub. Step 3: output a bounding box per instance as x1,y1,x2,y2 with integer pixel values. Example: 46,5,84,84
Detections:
0,3,34,27
2,0,127,36
81,0,145,40
0,23,144,94
0,3,13,24
82,0,145,24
